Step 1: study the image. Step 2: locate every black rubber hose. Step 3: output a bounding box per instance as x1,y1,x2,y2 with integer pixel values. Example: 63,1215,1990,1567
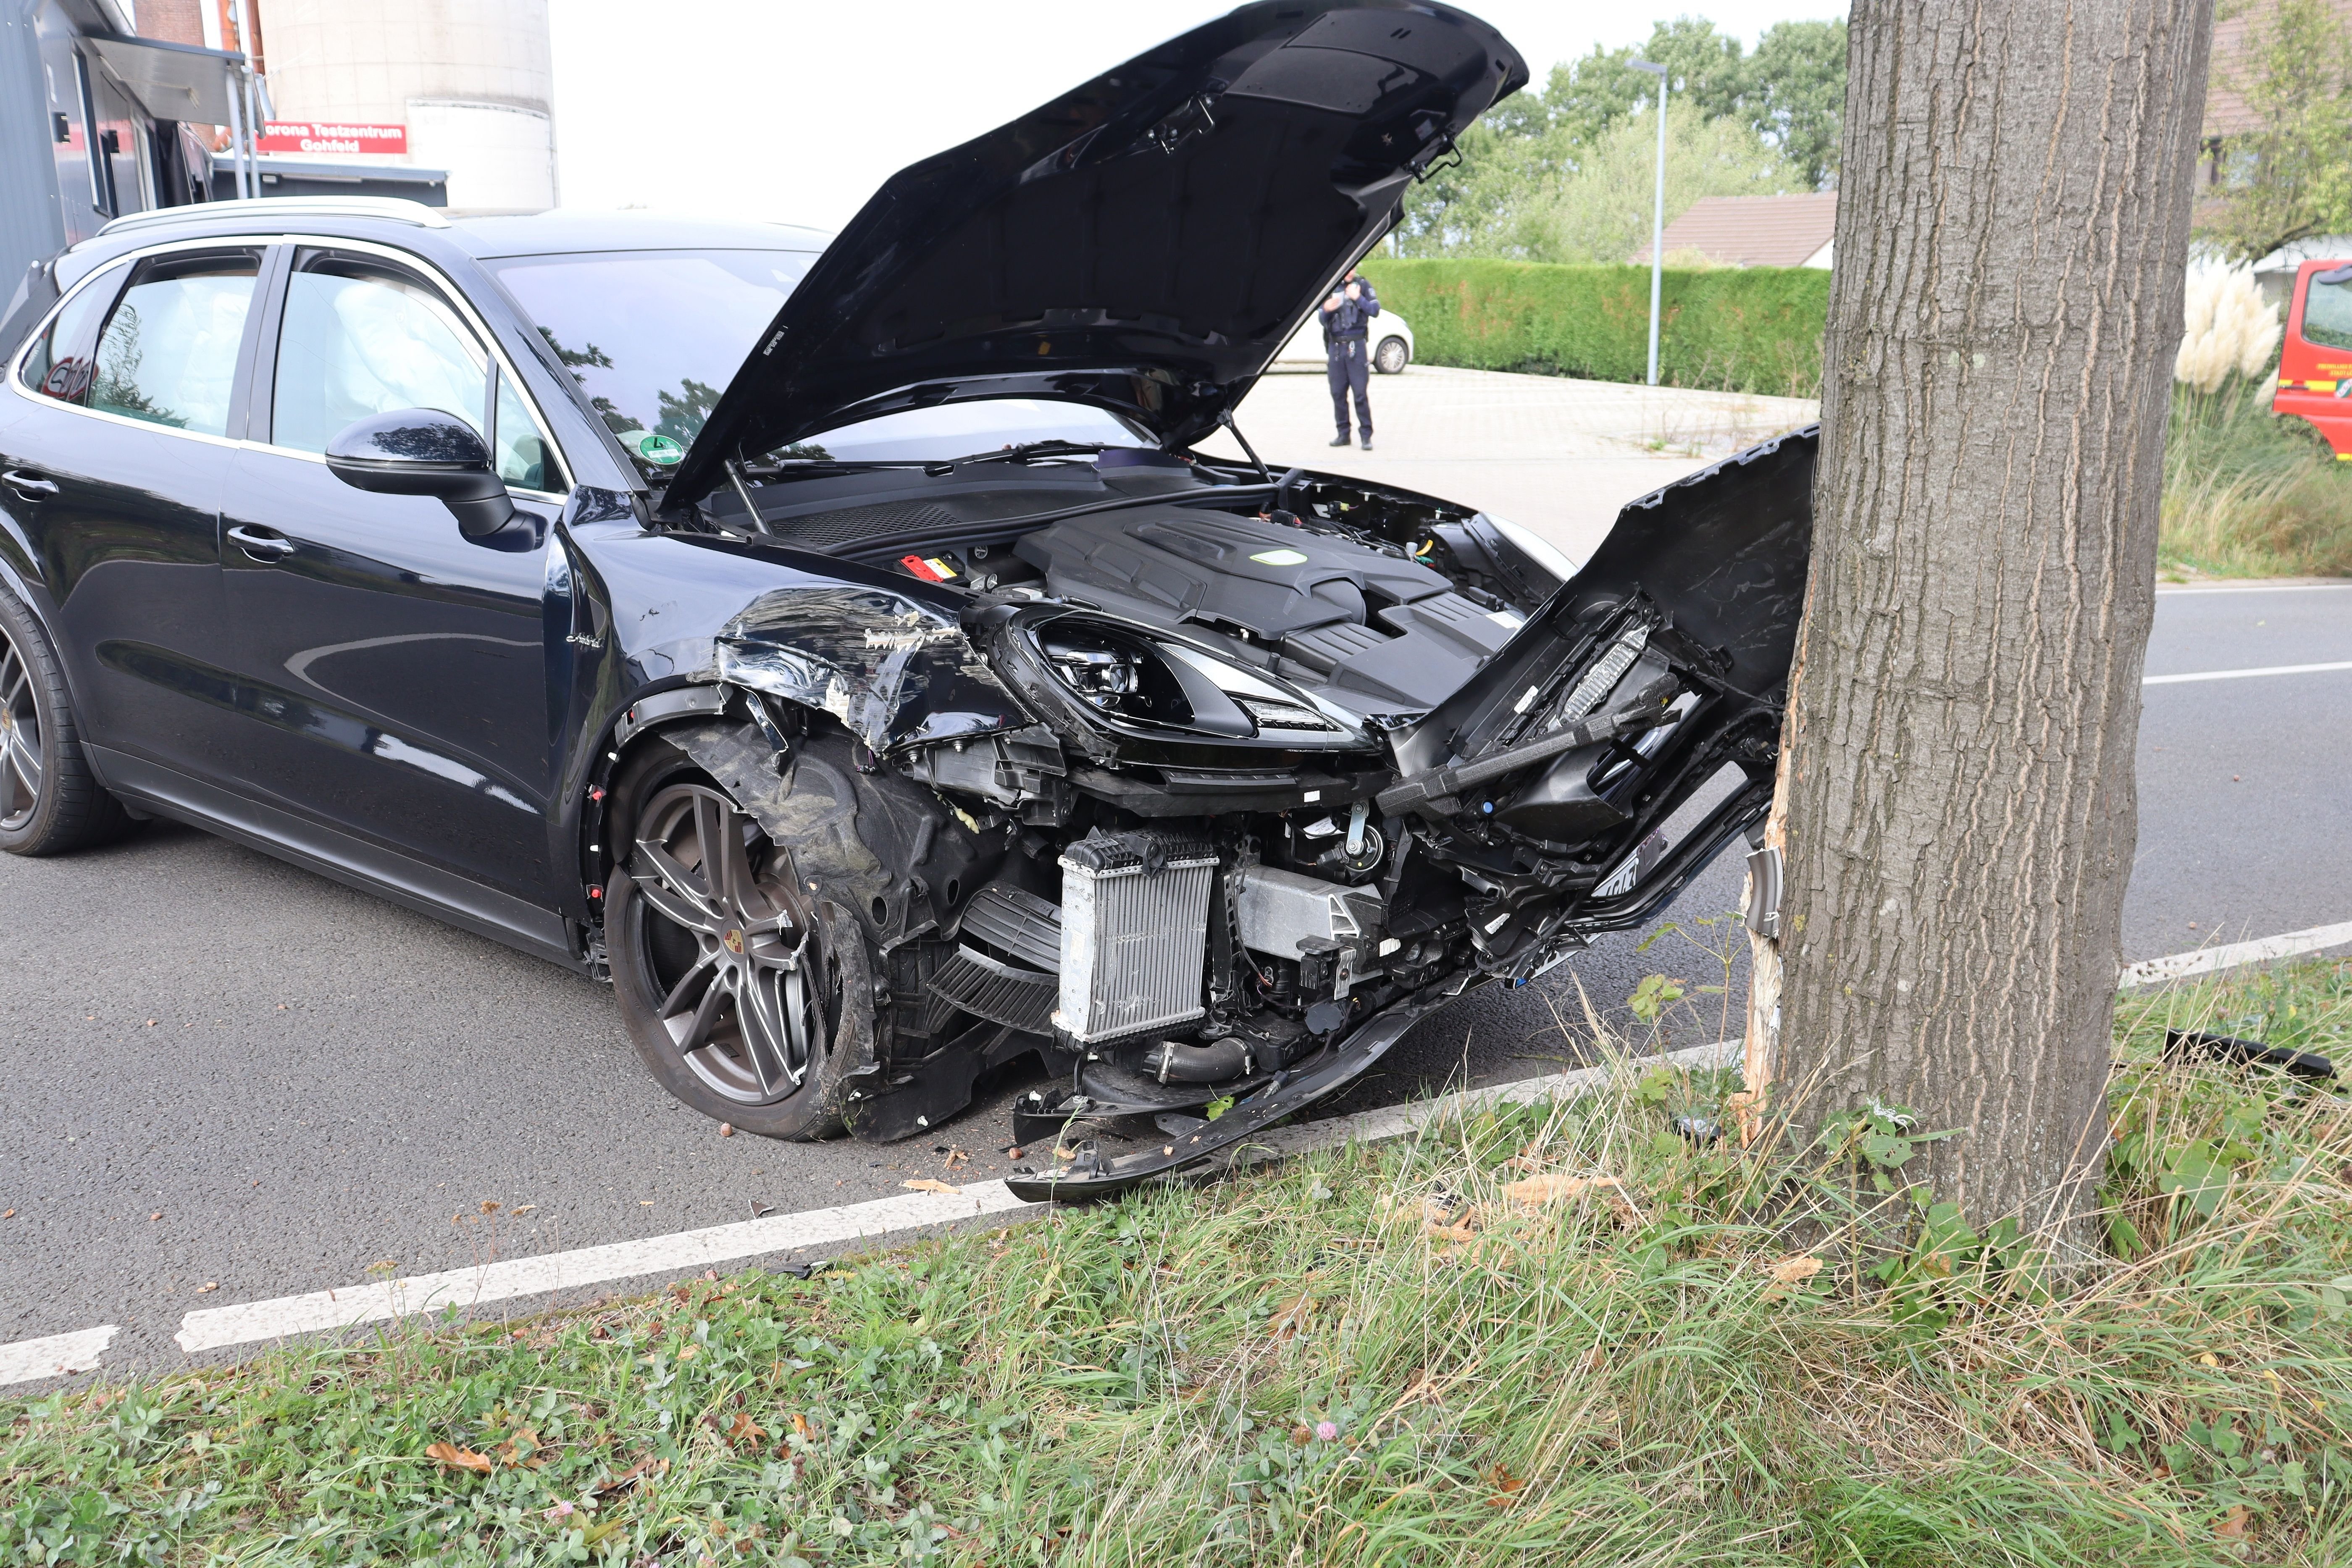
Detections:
1148,1037,1253,1083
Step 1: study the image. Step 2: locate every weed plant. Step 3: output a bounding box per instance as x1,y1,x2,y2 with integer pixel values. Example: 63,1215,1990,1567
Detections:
2163,378,2352,579
5,960,2349,1566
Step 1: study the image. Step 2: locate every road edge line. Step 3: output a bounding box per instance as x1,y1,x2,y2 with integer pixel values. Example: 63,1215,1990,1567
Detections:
2119,921,2352,988
0,1325,119,1387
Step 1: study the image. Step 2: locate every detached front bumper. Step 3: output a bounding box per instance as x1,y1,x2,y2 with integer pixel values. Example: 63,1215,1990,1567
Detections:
1002,993,1446,1202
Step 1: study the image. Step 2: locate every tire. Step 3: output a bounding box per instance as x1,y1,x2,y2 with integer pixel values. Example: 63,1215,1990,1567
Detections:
0,585,138,857
605,746,868,1139
1373,335,1409,375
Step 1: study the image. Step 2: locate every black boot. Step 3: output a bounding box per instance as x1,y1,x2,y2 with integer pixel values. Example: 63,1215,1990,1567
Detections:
1329,432,1351,446
1359,432,1374,451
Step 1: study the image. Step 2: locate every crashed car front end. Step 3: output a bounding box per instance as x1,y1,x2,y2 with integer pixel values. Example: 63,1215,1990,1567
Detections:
554,1,1815,1195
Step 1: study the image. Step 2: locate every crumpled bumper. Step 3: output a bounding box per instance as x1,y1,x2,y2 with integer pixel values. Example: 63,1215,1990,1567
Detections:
1002,993,1446,1202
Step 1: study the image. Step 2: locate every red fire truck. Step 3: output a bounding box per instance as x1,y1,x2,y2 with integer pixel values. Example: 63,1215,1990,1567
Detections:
2274,257,2352,460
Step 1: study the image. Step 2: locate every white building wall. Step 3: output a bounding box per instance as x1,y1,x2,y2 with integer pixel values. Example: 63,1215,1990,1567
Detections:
261,0,555,210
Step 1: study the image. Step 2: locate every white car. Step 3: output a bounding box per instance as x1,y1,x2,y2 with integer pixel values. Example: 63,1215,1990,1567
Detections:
1270,303,1415,374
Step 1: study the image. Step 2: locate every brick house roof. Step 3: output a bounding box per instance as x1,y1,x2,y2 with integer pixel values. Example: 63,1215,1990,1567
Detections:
1633,192,1838,268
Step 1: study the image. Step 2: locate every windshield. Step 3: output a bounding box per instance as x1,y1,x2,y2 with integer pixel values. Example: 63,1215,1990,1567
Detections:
485,247,817,475
2305,271,2352,351
784,399,1155,464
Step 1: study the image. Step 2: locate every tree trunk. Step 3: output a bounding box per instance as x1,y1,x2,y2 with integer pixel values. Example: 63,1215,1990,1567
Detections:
1761,0,2213,1244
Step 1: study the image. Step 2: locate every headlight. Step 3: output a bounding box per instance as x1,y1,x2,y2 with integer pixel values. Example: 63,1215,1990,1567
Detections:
1020,617,1358,745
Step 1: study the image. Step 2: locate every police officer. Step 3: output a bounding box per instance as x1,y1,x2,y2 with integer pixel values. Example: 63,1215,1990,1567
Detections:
1322,268,1379,450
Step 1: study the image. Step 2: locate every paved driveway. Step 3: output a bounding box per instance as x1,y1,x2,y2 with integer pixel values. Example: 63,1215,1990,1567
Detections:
1196,363,1820,560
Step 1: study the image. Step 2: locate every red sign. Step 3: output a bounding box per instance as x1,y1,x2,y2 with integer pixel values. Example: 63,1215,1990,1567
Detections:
257,121,407,156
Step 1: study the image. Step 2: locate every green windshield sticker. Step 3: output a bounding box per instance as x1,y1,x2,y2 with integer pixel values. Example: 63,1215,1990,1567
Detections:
1249,548,1309,566
635,433,684,466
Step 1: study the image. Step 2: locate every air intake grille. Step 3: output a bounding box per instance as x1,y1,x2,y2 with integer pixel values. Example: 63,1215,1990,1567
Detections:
1054,832,1215,1044
930,946,1058,1034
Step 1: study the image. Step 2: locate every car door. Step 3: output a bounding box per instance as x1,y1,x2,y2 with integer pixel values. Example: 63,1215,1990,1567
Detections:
0,243,268,784
215,241,573,919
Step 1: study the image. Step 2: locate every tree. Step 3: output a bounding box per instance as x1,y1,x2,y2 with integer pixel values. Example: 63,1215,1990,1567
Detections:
1545,102,1795,265
1395,16,1848,257
1745,0,2213,1248
2203,0,2352,259
1747,20,1850,191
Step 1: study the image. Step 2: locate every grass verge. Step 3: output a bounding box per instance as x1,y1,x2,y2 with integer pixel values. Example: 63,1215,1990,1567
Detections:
6,959,2351,1566
2162,381,2352,580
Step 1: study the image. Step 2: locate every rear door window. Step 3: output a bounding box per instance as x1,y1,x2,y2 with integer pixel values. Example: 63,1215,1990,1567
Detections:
86,251,263,435
274,250,565,491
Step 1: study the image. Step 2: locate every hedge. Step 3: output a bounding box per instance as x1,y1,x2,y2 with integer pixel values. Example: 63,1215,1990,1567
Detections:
1357,257,1831,399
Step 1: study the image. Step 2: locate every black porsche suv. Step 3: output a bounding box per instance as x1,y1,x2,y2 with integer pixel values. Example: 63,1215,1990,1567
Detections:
0,0,1812,1199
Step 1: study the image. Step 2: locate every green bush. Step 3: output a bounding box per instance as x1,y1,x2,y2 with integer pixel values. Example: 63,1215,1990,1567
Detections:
1360,257,1831,398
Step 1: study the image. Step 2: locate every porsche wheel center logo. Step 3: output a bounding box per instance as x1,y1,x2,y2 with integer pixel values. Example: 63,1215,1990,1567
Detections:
723,928,746,955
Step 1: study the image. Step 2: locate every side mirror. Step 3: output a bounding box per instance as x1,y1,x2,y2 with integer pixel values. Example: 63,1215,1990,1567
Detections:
324,409,516,539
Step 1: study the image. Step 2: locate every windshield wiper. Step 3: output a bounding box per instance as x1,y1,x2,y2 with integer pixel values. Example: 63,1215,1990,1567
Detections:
928,439,1111,472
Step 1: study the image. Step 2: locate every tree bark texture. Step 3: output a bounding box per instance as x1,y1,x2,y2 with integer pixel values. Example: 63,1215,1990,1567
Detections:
1768,0,2212,1239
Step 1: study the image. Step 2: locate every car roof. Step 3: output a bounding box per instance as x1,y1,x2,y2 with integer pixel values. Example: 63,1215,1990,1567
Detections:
59,200,829,291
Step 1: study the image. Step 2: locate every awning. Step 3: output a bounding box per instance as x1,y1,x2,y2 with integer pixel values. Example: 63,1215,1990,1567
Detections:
86,34,246,127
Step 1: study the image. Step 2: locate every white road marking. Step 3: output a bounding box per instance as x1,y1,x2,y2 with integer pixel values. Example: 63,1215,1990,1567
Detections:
2155,582,2352,595
176,1183,1036,1352
172,1040,1737,1357
0,1325,118,1387
2119,921,2352,988
2142,660,2352,686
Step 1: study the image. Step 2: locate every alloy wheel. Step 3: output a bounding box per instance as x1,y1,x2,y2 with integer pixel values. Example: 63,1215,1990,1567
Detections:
0,620,43,832
1374,336,1408,375
628,782,830,1105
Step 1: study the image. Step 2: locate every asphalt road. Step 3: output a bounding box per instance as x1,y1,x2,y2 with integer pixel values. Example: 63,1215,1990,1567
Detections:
3,582,2347,1378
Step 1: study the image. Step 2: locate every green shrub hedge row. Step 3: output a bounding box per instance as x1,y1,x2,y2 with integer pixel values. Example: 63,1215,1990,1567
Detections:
1357,257,1831,398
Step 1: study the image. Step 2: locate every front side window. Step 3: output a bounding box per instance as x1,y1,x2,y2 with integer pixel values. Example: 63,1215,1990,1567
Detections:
274,252,563,491
2303,271,2352,352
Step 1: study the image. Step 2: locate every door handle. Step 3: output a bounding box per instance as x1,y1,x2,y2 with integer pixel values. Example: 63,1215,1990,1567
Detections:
227,524,295,562
3,469,59,501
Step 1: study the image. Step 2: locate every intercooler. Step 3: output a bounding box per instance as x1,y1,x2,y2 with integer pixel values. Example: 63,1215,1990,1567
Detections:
1052,831,1216,1044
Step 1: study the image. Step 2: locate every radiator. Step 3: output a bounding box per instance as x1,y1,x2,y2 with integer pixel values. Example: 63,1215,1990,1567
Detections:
1053,832,1216,1044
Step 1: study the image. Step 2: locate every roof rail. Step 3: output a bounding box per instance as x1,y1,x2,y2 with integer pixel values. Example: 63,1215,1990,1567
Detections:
97,196,452,238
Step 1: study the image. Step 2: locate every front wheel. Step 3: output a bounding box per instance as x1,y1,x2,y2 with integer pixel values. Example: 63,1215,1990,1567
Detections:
1373,335,1409,375
607,775,866,1139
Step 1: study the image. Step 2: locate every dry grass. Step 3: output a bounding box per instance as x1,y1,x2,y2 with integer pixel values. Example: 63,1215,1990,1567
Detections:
2161,380,2352,579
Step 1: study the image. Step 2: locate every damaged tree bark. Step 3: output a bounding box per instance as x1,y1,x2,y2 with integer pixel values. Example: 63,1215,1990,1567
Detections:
1755,0,2212,1244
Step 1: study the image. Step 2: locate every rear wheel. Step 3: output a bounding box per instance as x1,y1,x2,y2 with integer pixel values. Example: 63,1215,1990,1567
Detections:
1373,335,1409,375
0,587,137,857
608,771,864,1139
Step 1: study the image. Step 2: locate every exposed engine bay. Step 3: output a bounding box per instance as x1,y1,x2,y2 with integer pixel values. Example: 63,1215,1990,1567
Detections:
608,431,1814,1200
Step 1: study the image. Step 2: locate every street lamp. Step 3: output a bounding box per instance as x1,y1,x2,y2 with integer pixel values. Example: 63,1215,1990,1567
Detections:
1630,59,1669,387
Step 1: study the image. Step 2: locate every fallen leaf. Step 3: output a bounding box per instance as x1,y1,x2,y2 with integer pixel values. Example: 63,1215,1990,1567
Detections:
1582,1346,1606,1372
1484,1463,1526,1505
791,1413,813,1439
1502,1173,1623,1206
425,1441,494,1473
1424,1220,1481,1244
2217,1505,2249,1540
675,1344,699,1361
727,1411,767,1445
902,1178,959,1195
593,1455,669,1496
1767,1255,1824,1285
2199,1353,2220,1368
1267,1295,1314,1339
494,1427,547,1468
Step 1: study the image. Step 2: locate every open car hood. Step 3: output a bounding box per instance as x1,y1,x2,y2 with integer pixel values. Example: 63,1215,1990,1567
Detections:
665,0,1525,507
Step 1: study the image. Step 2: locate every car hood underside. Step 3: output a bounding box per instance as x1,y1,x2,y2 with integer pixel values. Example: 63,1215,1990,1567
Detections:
664,1,1526,506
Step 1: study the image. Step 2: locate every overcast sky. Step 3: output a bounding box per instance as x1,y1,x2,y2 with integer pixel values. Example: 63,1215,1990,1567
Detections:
547,0,1846,232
